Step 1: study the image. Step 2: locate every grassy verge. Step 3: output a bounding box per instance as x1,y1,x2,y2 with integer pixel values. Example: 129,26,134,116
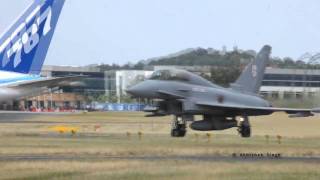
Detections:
0,112,319,179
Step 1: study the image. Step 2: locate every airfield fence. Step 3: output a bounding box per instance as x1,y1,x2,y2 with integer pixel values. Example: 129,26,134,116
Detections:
91,103,146,111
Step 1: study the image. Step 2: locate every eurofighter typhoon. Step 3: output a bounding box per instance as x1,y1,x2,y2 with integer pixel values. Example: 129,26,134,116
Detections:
127,45,316,138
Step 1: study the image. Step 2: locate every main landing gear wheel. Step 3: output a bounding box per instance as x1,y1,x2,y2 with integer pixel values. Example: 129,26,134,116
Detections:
238,116,251,138
171,116,186,137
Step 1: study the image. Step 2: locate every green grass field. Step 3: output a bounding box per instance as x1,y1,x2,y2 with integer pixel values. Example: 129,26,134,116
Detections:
0,112,320,180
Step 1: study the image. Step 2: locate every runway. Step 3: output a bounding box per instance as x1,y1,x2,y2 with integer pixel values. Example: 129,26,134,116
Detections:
1,154,320,162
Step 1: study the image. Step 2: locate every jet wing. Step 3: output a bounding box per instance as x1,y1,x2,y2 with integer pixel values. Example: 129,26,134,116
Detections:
195,101,314,117
7,76,85,89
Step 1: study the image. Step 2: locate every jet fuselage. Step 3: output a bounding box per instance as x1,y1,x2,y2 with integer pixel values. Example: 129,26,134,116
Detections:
128,79,271,116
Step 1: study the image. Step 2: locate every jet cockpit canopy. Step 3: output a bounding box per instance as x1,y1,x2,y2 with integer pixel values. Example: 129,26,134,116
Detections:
149,69,218,88
149,69,189,81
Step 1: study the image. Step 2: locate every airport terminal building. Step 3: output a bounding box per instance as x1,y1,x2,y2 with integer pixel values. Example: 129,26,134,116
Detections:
261,68,320,99
4,65,320,110
14,65,105,111
12,66,153,110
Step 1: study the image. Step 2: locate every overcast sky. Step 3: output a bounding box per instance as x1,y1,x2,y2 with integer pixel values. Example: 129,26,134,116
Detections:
1,0,320,66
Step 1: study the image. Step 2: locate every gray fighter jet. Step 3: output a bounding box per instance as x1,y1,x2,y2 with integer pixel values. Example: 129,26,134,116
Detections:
127,45,315,138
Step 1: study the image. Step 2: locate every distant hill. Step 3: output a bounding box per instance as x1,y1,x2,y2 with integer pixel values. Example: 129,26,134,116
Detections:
138,47,320,86
140,47,320,70
98,47,320,86
140,48,197,65
147,48,253,67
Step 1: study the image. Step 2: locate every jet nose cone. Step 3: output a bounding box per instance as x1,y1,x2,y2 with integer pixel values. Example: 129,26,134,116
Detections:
126,81,156,98
126,85,140,96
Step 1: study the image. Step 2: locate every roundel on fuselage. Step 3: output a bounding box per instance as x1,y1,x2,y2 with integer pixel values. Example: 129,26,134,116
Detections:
217,95,224,103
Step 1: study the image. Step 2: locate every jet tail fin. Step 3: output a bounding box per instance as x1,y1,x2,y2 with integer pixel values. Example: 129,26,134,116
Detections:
231,45,271,94
0,0,65,75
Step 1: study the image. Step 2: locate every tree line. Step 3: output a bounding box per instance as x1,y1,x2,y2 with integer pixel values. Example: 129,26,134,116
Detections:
97,48,320,87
